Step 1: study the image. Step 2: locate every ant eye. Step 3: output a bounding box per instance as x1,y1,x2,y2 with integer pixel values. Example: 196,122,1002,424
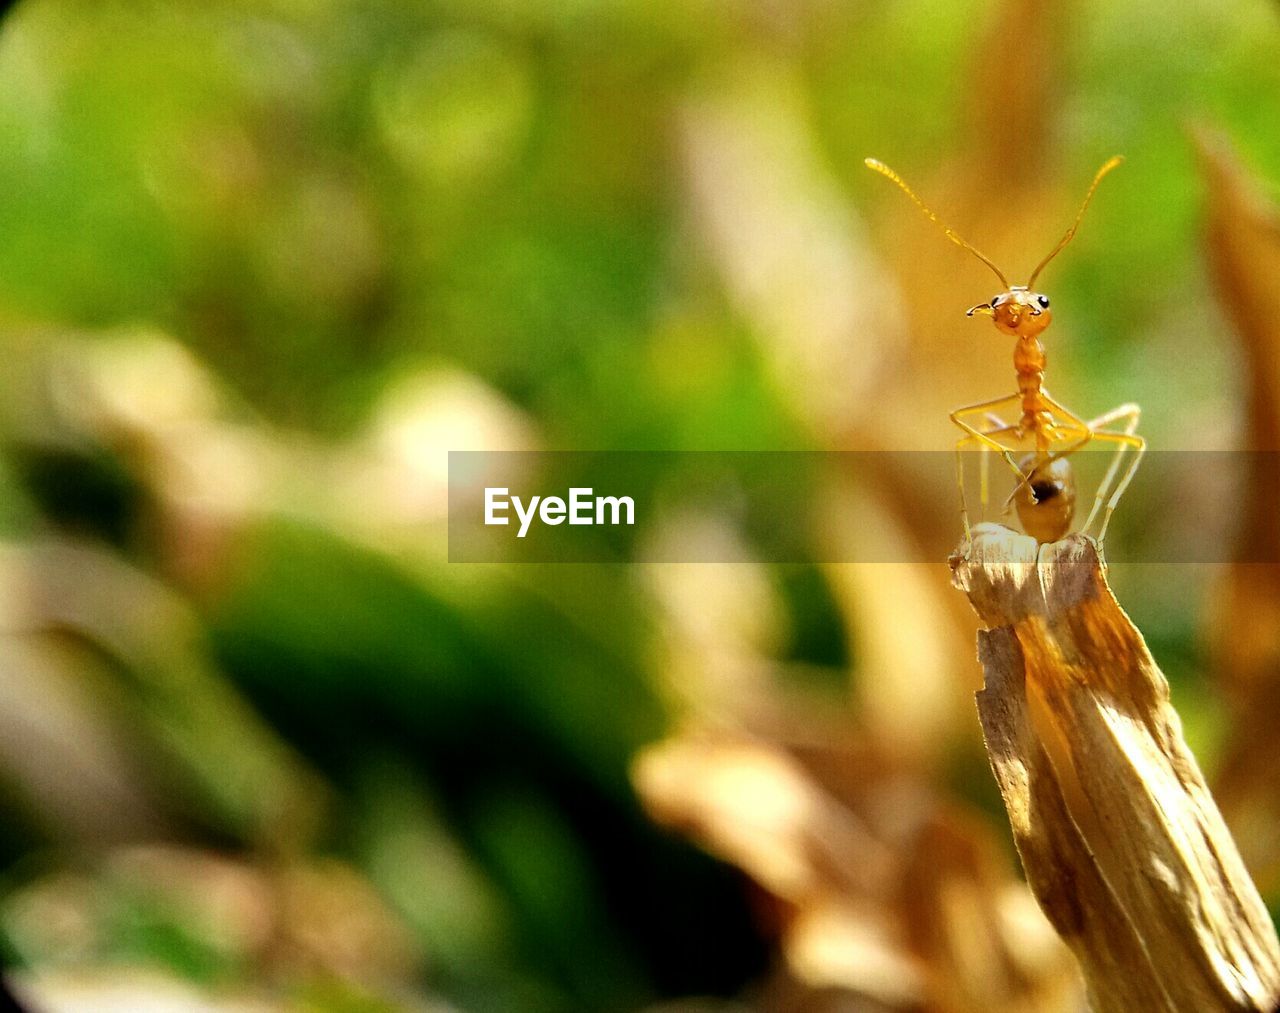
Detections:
1037,295,1050,308
991,296,1001,307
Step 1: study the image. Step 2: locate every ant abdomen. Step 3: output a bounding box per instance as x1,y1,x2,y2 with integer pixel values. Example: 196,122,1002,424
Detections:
1015,453,1076,544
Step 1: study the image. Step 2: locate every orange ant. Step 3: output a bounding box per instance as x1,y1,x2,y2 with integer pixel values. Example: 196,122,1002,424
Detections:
864,156,1145,545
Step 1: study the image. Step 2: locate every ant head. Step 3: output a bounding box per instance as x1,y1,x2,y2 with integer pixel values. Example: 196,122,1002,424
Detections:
967,287,1052,339
864,156,1122,338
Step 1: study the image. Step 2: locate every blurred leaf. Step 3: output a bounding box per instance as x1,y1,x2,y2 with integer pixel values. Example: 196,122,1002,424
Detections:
1195,126,1280,893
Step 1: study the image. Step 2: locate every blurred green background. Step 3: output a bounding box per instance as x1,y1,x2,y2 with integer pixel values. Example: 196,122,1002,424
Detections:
0,0,1277,1010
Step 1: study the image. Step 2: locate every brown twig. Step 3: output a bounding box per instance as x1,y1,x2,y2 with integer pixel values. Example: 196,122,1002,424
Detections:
951,523,1280,1012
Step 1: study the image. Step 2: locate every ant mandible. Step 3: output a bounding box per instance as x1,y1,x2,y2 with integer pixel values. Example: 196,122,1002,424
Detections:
864,155,1145,545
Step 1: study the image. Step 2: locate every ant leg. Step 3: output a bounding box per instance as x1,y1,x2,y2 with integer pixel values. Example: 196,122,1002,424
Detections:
1080,404,1143,537
980,420,1018,517
955,430,1011,536
951,394,1023,426
976,413,1012,519
1083,432,1146,541
950,397,1025,481
951,396,1024,538
1039,391,1089,428
1084,403,1141,513
1025,389,1094,469
954,418,1020,536
955,439,971,538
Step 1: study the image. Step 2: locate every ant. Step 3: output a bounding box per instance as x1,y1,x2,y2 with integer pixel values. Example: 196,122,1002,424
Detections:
865,155,1145,545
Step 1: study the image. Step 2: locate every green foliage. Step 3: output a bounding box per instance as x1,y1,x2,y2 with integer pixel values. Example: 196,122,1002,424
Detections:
0,0,1276,1008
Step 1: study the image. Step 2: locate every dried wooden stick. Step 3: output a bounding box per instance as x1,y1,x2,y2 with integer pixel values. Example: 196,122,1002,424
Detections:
951,523,1280,1012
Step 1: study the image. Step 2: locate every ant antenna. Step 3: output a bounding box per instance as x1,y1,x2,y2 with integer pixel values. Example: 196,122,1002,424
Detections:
864,158,1009,288
1027,156,1123,286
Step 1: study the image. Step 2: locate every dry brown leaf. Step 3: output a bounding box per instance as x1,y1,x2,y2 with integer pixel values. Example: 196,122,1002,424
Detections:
953,524,1280,1012
817,473,977,767
964,0,1070,196
634,729,1077,1012
1194,126,1280,891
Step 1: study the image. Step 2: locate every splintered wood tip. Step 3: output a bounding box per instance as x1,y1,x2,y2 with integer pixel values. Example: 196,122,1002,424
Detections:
952,523,1280,1012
